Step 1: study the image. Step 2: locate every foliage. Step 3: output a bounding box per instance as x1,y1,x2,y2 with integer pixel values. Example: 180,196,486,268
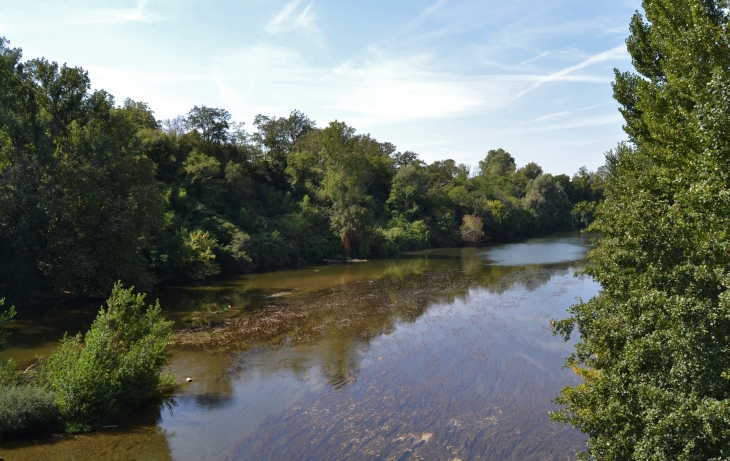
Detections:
0,36,605,301
460,215,484,245
522,175,572,232
0,299,20,386
181,229,221,280
552,2,730,459
478,148,516,177
42,283,174,432
571,200,598,228
379,216,430,255
186,105,231,144
387,163,424,216
0,385,58,437
0,298,15,351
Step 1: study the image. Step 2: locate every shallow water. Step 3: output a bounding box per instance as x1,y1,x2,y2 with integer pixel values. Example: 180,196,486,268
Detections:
1,232,599,460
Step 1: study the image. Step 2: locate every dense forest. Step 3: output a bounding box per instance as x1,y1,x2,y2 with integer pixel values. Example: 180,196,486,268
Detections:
0,37,604,302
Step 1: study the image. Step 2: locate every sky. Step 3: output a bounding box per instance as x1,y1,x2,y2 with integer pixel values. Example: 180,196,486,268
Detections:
0,0,642,174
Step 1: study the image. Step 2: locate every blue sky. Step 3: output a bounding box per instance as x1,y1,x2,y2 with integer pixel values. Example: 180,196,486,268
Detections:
1,0,641,174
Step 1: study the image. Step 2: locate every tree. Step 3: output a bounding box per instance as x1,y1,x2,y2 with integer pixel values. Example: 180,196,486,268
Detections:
522,175,572,232
181,229,221,280
387,163,423,215
459,215,484,245
552,3,730,459
478,148,516,176
183,148,224,207
252,110,314,186
517,162,543,180
186,105,231,145
0,40,58,299
38,91,166,297
317,122,373,256
393,150,420,168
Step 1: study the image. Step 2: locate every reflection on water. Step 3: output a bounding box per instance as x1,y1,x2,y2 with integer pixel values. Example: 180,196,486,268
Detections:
1,232,598,460
481,234,593,266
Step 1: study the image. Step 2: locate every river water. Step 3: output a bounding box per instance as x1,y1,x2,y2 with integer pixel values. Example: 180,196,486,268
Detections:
1,232,599,461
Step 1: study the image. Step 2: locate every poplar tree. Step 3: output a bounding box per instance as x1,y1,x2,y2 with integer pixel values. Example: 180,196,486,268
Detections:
553,2,730,459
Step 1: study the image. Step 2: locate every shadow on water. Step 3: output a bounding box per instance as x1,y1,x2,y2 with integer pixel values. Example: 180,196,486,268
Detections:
1,232,598,460
0,396,178,460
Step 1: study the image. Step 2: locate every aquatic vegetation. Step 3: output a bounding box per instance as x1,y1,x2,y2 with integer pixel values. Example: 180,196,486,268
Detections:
41,283,175,433
175,269,477,351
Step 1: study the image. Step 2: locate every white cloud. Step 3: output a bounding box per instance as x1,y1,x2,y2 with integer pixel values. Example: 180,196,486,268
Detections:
212,45,527,125
86,65,210,117
265,0,316,34
516,51,550,68
514,45,629,99
205,36,630,130
597,26,628,37
509,114,624,134
534,111,569,122
76,0,162,24
402,0,450,32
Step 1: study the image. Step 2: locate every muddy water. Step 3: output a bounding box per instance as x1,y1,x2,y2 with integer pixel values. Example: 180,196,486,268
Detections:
0,232,598,460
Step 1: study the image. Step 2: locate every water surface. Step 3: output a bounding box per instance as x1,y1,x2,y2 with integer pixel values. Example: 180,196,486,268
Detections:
1,232,598,460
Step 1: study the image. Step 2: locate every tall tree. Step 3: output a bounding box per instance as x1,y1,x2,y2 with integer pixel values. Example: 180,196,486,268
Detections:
186,105,231,145
319,121,373,256
252,110,314,187
39,91,166,296
477,148,516,177
522,175,572,232
553,3,730,459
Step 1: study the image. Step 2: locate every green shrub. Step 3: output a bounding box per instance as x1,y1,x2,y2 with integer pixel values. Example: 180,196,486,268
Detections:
0,299,15,351
42,282,174,432
0,359,22,386
380,217,431,255
181,229,221,280
249,230,292,268
0,385,58,437
0,300,22,386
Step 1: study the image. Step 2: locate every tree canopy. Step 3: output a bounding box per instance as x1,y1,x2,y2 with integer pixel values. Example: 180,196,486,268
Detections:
552,2,730,459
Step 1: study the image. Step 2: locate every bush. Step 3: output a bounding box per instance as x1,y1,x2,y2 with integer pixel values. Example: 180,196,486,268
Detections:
180,228,221,280
380,217,430,255
42,282,174,432
460,214,484,245
0,359,22,386
0,385,58,437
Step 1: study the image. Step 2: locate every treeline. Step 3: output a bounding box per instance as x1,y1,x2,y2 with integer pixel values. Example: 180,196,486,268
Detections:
0,37,604,301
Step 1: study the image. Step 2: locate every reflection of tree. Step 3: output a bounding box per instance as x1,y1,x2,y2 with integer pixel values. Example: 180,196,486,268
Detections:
175,259,583,394
475,262,584,295
174,269,476,389
2,396,177,460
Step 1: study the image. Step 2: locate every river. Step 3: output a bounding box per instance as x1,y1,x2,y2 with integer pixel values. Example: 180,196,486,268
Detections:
1,232,599,461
